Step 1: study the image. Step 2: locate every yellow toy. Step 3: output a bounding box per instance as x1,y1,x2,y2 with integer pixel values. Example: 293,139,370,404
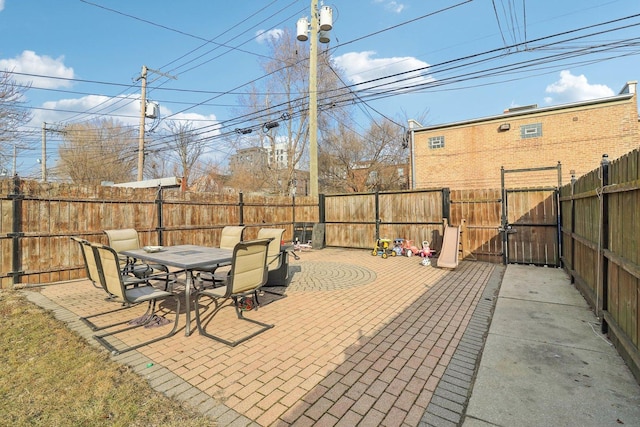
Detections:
371,238,394,259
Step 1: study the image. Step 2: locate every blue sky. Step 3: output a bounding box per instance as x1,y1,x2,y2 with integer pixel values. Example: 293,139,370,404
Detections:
1,0,639,179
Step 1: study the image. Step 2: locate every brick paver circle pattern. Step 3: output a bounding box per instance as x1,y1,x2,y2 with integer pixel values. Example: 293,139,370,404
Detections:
286,261,377,291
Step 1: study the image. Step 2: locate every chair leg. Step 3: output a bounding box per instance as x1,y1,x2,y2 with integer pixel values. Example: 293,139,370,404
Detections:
79,302,136,331
93,296,180,355
194,293,273,347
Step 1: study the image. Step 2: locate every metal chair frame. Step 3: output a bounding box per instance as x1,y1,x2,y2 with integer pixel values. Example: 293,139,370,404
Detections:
194,238,273,347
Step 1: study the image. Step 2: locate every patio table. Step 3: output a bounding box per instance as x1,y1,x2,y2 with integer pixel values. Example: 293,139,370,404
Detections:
121,244,232,336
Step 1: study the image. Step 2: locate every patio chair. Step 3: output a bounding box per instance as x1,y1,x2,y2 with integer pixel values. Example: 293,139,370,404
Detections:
194,238,273,346
71,236,102,290
91,242,180,355
72,236,139,331
197,225,246,288
257,228,289,291
104,228,170,289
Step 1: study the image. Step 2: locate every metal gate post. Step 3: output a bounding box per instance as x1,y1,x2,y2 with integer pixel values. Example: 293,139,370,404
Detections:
318,193,325,223
239,192,244,226
600,154,610,333
441,187,451,224
155,186,164,245
556,161,563,267
8,175,24,287
500,166,508,265
570,171,577,278
374,191,380,240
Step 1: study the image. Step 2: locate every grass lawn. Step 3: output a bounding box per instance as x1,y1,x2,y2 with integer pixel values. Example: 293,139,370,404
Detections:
0,289,215,426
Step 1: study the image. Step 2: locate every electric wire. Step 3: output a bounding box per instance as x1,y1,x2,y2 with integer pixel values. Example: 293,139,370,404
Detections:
7,5,640,180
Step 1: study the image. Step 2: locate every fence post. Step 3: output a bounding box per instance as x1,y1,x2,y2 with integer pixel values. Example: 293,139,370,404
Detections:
155,186,164,245
500,166,508,265
318,193,325,223
8,175,24,287
569,171,576,280
374,191,380,240
556,161,563,267
600,154,610,333
239,192,244,226
441,187,451,223
292,194,296,227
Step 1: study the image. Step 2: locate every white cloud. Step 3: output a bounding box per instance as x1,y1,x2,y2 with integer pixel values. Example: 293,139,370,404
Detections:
544,70,614,104
373,0,405,13
34,95,218,132
164,113,219,141
0,50,74,89
34,94,140,126
0,0,5,12
333,51,433,92
255,28,284,44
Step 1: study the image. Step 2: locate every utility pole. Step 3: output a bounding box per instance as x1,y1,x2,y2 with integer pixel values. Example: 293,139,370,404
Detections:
136,65,177,181
296,0,333,197
137,65,148,181
308,0,319,197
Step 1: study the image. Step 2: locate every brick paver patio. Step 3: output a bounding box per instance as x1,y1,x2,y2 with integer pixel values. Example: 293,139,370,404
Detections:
27,247,498,426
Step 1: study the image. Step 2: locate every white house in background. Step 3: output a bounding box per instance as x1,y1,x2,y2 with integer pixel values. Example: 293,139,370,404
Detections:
265,142,289,170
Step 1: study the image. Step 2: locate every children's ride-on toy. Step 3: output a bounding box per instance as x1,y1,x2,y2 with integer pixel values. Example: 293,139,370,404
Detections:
403,239,420,257
372,238,394,258
419,241,434,266
392,238,404,256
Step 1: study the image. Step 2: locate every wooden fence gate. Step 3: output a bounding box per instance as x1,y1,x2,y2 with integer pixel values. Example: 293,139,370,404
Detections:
501,163,563,267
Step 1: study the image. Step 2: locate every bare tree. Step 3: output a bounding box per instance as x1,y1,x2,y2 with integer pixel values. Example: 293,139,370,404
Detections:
0,70,32,171
188,158,227,193
163,120,205,187
235,29,352,195
320,118,408,193
56,118,137,185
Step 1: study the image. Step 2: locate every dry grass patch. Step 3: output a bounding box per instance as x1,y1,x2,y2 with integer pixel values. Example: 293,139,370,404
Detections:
0,290,215,426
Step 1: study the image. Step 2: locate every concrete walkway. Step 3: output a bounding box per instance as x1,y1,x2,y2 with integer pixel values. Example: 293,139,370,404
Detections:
21,249,640,426
463,264,640,427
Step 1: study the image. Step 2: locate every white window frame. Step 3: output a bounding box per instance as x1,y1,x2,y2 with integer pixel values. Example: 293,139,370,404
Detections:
520,123,542,139
428,136,445,149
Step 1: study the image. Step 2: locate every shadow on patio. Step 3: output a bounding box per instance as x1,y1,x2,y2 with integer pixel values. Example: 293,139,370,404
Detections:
28,247,496,426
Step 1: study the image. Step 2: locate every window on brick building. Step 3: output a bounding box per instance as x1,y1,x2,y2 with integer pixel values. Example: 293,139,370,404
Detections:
429,136,445,149
520,123,542,139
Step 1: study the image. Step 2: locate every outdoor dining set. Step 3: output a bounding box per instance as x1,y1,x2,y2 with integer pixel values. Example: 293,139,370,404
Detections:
71,226,290,355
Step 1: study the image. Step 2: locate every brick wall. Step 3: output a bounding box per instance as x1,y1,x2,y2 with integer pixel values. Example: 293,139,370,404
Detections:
410,89,639,189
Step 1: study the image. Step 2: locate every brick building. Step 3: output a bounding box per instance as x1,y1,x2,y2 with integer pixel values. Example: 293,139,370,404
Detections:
407,81,639,189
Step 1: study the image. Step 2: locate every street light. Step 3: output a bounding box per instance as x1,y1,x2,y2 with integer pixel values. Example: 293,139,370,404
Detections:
296,1,333,197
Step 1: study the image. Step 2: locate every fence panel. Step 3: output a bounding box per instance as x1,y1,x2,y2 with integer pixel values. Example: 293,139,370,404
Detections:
324,193,374,248
0,181,318,288
506,189,559,266
561,149,640,383
450,189,502,263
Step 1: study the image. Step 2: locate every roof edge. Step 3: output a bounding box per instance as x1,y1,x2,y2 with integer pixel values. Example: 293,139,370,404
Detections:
413,91,635,132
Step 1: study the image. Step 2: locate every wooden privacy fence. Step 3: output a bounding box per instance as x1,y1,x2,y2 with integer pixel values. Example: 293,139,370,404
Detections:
323,189,449,253
0,178,318,288
3,150,638,381
325,187,560,266
560,149,640,382
1,179,565,289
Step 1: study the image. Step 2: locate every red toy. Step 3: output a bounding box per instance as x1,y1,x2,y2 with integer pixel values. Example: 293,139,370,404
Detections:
402,239,420,257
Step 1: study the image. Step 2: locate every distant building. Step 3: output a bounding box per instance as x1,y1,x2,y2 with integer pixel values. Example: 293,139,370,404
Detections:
407,81,639,189
228,146,269,174
265,142,289,170
229,143,290,173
